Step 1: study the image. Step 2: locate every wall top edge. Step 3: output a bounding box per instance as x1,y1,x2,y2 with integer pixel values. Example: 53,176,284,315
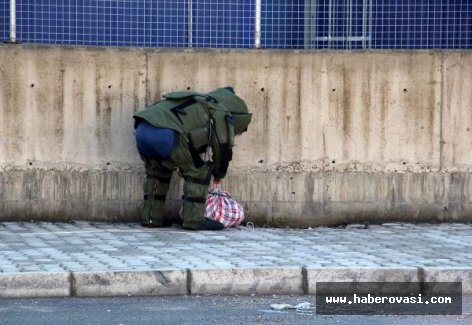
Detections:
1,43,470,55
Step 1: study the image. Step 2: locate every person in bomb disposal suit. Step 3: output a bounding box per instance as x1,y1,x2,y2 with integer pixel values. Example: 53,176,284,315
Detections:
133,87,252,230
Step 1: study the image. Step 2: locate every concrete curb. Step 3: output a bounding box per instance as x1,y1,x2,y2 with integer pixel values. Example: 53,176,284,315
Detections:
306,267,419,294
190,267,304,296
0,267,471,298
423,267,472,295
0,273,70,298
72,270,188,297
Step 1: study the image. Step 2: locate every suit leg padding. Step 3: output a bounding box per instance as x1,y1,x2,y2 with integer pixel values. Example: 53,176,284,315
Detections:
181,179,209,229
166,135,213,229
142,175,171,226
141,156,173,226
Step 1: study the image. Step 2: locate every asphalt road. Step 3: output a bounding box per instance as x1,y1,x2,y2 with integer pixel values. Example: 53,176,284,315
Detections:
0,295,471,325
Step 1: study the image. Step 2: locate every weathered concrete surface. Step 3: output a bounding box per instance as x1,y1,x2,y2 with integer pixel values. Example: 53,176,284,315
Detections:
224,171,472,227
72,271,188,297
423,267,472,295
442,52,472,171
2,169,470,225
0,273,70,298
307,267,419,294
190,268,304,295
0,46,146,167
0,45,471,225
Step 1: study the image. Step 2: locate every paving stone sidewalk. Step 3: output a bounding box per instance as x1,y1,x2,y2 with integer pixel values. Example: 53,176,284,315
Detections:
0,222,471,298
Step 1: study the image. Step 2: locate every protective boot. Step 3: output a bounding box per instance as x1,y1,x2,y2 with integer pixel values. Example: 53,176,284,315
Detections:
195,218,224,230
141,175,172,228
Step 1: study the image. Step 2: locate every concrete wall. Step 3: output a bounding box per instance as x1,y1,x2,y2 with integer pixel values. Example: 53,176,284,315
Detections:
0,45,471,226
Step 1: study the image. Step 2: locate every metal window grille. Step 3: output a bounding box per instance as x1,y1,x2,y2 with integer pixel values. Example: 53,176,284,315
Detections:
304,0,373,49
1,1,471,49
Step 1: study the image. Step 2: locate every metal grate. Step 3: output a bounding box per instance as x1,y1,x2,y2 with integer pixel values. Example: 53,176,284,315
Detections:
1,0,471,49
290,0,472,49
0,0,8,42
261,0,305,49
191,0,255,48
369,1,472,49
14,1,189,47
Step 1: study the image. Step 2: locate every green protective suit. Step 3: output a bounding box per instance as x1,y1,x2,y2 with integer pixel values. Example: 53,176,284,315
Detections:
133,88,252,230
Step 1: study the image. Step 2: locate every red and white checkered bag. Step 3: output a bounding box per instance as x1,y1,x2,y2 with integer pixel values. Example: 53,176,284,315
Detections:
204,186,245,228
